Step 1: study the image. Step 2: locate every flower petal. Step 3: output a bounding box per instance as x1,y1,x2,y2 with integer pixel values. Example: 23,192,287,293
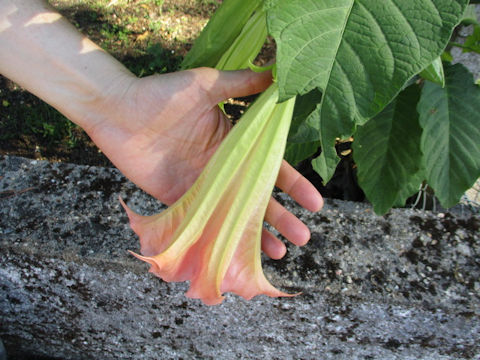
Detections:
123,84,299,305
120,197,187,256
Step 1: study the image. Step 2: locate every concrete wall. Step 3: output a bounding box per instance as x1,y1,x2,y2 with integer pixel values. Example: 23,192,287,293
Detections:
1,156,479,359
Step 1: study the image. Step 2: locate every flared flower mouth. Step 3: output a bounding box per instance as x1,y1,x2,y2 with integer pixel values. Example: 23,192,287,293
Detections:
121,83,298,305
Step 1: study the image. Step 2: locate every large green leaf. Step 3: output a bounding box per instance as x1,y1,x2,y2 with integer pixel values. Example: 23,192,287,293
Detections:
417,63,480,208
353,85,423,215
268,0,468,183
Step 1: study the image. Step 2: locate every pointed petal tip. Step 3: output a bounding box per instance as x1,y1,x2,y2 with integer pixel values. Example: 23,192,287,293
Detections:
227,281,301,302
119,197,146,234
119,197,135,219
282,290,302,298
185,289,225,306
128,249,147,260
188,286,301,305
128,250,161,273
128,250,155,265
118,196,128,211
250,289,301,300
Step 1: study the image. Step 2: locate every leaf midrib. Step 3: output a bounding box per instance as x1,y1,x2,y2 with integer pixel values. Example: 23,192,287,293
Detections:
321,0,355,96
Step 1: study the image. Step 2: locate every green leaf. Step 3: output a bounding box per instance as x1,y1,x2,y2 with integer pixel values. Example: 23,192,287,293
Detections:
417,63,480,208
268,0,468,183
268,0,354,101
284,141,320,166
353,85,423,215
393,168,426,208
287,89,322,143
181,0,262,69
420,57,445,87
311,148,340,184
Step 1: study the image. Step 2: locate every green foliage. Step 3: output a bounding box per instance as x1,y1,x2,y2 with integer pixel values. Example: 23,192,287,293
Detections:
284,141,320,167
463,24,480,53
0,97,79,148
420,58,446,87
418,63,480,208
182,0,479,213
180,0,263,69
126,44,182,77
286,89,322,144
215,9,268,71
353,85,423,214
268,0,468,185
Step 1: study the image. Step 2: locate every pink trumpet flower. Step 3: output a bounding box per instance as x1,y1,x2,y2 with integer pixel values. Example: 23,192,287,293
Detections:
121,83,297,305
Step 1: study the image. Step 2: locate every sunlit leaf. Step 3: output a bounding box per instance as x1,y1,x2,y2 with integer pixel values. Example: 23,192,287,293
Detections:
268,0,468,183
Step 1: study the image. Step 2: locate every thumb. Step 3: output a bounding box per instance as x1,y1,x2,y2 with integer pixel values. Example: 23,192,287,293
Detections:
201,68,273,104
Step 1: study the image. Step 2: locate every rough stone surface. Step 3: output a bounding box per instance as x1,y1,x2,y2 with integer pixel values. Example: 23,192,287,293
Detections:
0,155,479,360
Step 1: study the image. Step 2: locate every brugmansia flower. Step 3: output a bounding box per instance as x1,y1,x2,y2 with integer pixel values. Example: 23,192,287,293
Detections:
121,83,296,305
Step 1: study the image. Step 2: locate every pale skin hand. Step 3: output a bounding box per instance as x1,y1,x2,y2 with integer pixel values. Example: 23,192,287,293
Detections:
88,68,324,259
0,0,324,260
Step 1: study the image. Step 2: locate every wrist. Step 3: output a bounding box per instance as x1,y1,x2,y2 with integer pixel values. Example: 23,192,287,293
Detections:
62,66,137,135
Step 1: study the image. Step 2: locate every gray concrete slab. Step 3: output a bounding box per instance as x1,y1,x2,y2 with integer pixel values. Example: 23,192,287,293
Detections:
0,155,479,360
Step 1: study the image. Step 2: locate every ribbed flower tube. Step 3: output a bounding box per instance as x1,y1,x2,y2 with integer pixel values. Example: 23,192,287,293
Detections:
121,83,296,305
215,8,268,71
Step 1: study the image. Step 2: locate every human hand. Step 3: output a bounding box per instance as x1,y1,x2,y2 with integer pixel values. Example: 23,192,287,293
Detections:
0,1,322,259
86,68,323,259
